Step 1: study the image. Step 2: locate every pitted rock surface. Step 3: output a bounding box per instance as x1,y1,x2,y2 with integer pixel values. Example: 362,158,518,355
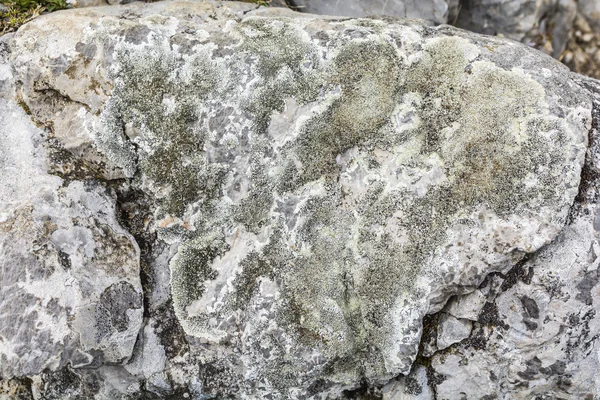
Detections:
0,1,598,399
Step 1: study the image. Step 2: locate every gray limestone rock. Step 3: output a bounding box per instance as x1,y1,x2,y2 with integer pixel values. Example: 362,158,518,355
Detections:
288,0,458,24
0,16,142,385
455,0,578,58
0,1,599,398
0,97,143,378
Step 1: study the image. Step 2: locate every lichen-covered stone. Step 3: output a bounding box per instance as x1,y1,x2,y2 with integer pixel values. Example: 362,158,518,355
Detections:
0,1,598,398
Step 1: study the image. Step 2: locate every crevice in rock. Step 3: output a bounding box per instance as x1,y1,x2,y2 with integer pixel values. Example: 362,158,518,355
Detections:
112,182,192,394
498,254,534,291
340,380,383,399
31,85,92,114
113,183,156,319
571,98,600,212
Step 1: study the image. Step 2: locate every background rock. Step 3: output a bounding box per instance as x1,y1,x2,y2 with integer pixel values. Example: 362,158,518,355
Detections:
288,0,459,24
453,0,577,58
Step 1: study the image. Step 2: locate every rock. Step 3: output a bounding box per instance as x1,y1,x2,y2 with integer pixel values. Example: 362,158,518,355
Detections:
0,379,33,400
436,313,472,350
444,289,487,321
288,0,600,79
455,0,578,59
70,0,109,8
289,0,458,24
0,12,142,382
0,97,143,378
0,1,598,398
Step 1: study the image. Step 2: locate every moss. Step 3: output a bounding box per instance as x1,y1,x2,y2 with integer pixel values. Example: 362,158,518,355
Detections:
0,0,66,35
15,93,31,115
402,36,569,218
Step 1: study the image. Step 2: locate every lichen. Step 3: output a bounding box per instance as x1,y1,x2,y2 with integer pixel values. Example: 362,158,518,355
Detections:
280,37,402,190
238,17,322,135
97,40,228,218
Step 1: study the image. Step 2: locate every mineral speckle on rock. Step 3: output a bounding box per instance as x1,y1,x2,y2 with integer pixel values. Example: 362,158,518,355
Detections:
1,1,599,399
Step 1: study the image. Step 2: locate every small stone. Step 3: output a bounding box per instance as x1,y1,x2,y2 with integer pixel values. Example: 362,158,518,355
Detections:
582,32,595,42
437,314,472,350
445,290,488,321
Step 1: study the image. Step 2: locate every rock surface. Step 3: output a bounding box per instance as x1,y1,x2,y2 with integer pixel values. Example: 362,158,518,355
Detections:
0,1,599,399
289,0,600,78
424,77,600,399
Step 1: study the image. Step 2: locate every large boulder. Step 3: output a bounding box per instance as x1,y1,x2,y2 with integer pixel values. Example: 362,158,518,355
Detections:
0,1,597,398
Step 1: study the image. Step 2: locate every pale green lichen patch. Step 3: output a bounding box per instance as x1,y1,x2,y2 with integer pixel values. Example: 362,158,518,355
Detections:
169,234,225,331
280,38,402,190
97,39,227,218
402,36,573,219
237,17,322,135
